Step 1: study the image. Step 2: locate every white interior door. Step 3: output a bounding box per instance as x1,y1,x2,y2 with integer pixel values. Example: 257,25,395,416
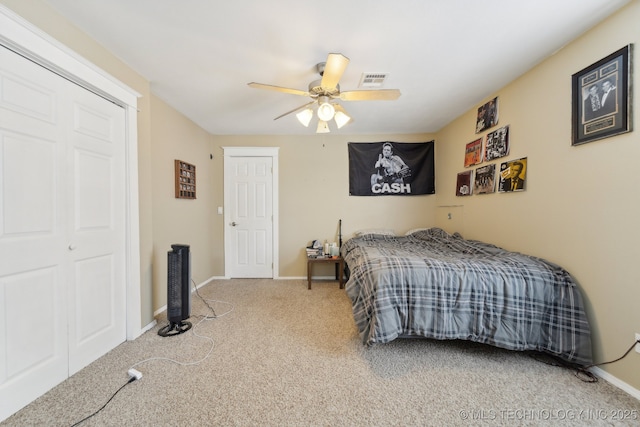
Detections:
226,156,274,278
0,45,126,418
0,45,69,419
66,81,126,374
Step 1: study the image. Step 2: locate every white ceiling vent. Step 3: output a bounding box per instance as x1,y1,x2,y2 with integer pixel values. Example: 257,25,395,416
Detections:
359,72,389,88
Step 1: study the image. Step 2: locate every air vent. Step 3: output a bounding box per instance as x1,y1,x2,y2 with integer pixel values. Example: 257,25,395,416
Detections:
359,72,389,88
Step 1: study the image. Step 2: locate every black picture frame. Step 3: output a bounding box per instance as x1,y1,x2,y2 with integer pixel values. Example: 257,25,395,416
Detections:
571,45,632,146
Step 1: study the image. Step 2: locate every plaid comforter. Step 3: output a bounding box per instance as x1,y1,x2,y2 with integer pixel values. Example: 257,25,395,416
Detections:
342,228,592,366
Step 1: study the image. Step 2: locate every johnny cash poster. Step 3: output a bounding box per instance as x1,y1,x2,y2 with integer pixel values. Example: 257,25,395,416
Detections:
348,141,435,196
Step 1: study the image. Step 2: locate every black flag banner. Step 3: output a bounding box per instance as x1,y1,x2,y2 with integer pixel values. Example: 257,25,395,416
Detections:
348,141,435,196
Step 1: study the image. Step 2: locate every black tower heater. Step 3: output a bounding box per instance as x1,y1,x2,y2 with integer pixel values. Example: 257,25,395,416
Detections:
158,244,192,337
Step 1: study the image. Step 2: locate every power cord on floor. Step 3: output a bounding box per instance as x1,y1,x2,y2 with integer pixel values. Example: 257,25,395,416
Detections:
129,279,233,371
70,375,138,427
71,280,233,426
574,338,640,383
532,338,640,383
156,279,225,335
131,312,217,370
191,278,218,319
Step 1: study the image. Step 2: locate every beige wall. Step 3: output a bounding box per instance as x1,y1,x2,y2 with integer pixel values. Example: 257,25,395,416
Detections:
2,0,639,392
435,2,640,390
212,134,436,277
149,95,217,311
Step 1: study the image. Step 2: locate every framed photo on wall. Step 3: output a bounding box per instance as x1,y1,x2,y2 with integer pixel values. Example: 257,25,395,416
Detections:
484,125,510,161
464,138,483,167
475,97,499,133
571,44,632,146
456,170,473,196
498,157,527,193
473,164,496,194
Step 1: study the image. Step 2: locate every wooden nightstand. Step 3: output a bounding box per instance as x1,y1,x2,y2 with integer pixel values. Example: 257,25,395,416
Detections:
307,256,344,290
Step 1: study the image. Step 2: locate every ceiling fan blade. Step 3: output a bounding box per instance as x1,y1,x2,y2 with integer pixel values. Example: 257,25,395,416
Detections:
248,82,309,97
320,53,349,91
273,100,316,121
339,89,401,101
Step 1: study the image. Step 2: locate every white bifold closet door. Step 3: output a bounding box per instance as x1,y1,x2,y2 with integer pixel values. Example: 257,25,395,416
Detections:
0,45,126,420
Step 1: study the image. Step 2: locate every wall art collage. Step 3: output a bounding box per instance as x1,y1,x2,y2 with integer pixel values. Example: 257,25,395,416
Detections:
456,96,527,196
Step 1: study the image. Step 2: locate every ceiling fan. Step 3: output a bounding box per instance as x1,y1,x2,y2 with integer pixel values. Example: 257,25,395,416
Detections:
248,53,401,133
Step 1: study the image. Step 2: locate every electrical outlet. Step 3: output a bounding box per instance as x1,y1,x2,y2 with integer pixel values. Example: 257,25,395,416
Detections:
636,333,640,354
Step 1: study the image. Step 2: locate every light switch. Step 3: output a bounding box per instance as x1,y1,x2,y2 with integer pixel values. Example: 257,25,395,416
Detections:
217,206,223,215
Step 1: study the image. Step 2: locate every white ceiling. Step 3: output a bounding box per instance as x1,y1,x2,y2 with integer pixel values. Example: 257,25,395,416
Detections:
43,0,630,136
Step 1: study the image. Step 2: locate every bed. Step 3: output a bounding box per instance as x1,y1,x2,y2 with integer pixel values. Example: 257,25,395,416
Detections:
341,227,592,366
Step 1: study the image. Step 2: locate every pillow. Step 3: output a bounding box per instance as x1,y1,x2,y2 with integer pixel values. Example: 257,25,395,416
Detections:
354,228,395,237
405,227,430,235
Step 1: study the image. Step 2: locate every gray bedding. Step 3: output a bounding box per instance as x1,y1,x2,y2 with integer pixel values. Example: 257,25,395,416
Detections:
342,228,592,366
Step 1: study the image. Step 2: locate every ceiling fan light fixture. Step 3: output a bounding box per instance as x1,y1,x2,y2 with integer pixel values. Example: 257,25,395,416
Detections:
316,96,335,122
333,104,352,129
316,120,330,133
296,108,313,127
248,53,400,132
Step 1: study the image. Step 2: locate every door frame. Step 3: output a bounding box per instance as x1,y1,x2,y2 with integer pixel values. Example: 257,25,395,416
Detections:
0,6,143,340
223,147,279,279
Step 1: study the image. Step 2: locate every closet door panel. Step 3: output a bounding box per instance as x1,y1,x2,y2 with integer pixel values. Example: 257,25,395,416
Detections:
0,45,68,420
66,83,126,375
0,44,127,419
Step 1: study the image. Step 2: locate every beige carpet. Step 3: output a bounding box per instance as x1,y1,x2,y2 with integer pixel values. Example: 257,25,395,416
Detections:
4,279,639,426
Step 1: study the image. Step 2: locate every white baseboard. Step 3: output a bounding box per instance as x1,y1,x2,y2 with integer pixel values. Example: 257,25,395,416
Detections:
140,319,157,334
127,319,156,341
590,367,640,400
201,275,227,282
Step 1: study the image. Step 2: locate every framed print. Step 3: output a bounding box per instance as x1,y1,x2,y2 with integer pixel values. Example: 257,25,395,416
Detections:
464,138,483,167
473,164,496,194
571,45,632,145
498,157,527,193
475,97,498,133
484,125,510,161
456,170,473,196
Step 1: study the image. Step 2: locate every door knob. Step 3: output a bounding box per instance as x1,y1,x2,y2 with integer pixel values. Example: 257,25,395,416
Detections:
68,244,77,250
231,221,237,226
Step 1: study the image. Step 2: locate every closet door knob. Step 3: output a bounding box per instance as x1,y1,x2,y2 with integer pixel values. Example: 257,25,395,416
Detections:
68,244,77,251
